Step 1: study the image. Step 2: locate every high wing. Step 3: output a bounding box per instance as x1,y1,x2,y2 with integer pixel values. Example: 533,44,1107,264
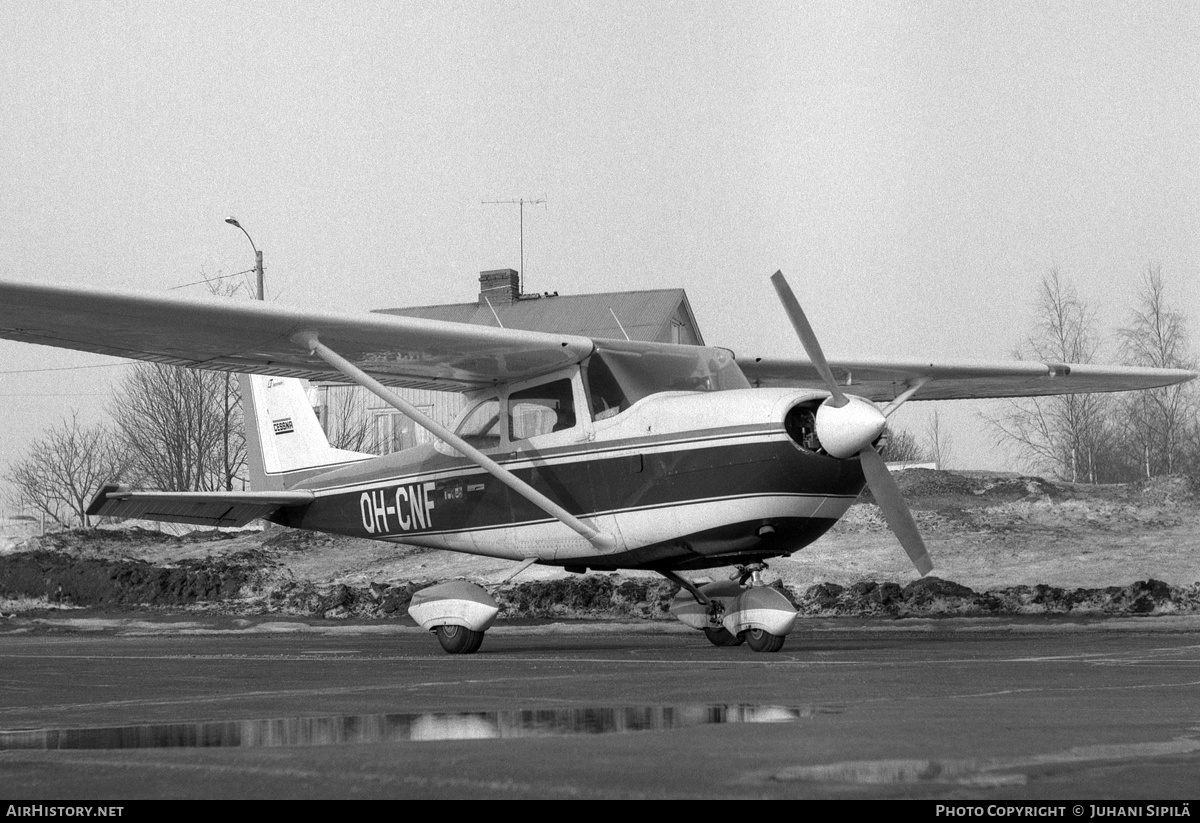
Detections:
86,485,315,527
1,279,1193,399
0,280,595,391
738,356,1195,402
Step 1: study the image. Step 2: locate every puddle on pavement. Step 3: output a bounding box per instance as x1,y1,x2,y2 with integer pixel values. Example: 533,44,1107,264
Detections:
769,736,1200,787
0,703,840,750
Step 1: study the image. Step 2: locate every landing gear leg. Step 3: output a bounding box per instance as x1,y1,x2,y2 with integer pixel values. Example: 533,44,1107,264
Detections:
735,562,767,586
664,571,743,648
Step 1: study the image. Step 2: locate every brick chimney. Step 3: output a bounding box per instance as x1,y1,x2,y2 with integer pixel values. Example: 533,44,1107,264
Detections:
479,268,520,305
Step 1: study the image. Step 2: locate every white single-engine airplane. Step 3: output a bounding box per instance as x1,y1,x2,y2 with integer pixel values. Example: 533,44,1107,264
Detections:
0,273,1192,653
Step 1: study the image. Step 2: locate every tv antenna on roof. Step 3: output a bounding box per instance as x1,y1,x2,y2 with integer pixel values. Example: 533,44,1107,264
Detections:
481,196,547,294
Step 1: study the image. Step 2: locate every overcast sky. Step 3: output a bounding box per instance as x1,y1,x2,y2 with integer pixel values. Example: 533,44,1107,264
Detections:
1,1,1197,497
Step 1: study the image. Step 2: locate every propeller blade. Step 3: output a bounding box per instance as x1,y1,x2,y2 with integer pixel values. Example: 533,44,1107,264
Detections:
858,446,934,576
768,270,931,575
770,271,848,408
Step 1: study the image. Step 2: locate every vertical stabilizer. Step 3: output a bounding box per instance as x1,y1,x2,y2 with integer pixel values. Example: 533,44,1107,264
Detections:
240,374,372,490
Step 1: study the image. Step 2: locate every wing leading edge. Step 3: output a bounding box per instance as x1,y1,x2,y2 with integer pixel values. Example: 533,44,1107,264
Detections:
739,356,1196,401
0,280,595,391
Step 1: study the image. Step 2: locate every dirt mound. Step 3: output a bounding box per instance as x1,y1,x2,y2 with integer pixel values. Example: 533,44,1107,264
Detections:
262,527,354,553
13,526,239,559
842,470,1197,536
0,550,261,609
796,576,1197,617
492,576,678,620
882,469,1196,509
1137,474,1197,504
895,469,993,498
871,469,1062,504
5,545,1198,620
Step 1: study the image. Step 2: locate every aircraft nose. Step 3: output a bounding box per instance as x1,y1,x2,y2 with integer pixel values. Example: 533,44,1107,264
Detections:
813,395,886,459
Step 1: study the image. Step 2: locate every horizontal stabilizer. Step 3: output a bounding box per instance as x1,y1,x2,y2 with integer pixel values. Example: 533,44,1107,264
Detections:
86,484,315,528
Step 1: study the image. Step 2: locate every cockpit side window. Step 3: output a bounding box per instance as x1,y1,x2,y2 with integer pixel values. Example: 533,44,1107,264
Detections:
508,379,576,440
454,397,501,449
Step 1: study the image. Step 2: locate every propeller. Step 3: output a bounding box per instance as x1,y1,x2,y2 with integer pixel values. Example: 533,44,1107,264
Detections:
770,271,933,576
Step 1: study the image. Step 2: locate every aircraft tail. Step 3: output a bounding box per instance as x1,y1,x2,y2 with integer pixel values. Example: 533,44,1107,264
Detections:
240,374,372,490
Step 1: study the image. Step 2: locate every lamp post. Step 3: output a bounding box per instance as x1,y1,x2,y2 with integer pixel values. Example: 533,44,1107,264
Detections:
222,217,263,491
225,217,264,301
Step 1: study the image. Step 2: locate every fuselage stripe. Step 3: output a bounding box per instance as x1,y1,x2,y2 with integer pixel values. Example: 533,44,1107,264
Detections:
348,491,855,539
297,427,792,497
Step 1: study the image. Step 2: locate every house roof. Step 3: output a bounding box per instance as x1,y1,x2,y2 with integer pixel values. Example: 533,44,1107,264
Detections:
374,288,704,345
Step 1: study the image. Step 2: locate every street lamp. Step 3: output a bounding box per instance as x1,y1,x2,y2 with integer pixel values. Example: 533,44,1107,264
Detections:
225,217,264,301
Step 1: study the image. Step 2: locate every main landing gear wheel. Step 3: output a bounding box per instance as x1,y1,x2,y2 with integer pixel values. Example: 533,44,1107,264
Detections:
435,625,485,654
703,627,745,647
743,628,786,653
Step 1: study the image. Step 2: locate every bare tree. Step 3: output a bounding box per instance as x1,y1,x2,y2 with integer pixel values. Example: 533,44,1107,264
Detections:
107,276,249,492
213,368,245,490
924,405,954,470
201,274,251,490
4,413,128,528
882,425,928,465
1116,264,1198,478
988,269,1113,482
319,384,376,452
111,364,246,491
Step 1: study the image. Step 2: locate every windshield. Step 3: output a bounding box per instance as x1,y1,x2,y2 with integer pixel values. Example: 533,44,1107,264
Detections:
588,341,749,408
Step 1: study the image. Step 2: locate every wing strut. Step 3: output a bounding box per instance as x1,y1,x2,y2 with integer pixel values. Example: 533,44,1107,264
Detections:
881,375,932,418
292,331,617,553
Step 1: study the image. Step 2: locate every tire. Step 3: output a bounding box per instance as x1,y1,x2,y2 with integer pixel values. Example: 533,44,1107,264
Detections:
435,625,485,654
703,627,745,647
462,629,485,654
743,628,786,653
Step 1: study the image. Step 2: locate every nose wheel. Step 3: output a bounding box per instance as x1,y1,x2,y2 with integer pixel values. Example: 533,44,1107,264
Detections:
733,565,789,652
742,627,786,653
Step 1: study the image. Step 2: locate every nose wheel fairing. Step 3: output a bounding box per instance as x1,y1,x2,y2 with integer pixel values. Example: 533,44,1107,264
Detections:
720,585,797,640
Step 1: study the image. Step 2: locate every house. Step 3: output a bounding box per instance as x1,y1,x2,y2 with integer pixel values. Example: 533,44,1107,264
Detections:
314,269,705,453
